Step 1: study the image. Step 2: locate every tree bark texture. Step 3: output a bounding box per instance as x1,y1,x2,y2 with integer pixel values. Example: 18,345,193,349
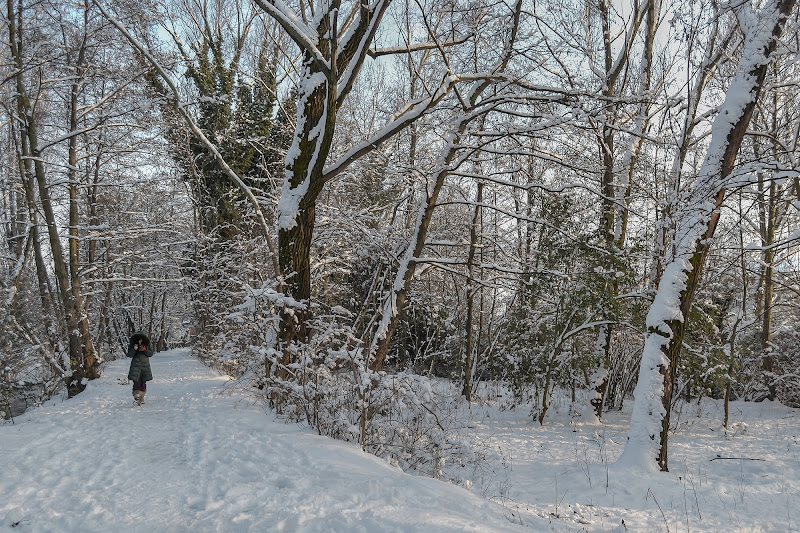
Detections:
265,0,392,374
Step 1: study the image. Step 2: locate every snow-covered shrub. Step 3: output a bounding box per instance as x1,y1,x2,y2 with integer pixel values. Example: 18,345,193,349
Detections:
191,230,277,377
1,271,65,419
221,295,486,484
359,373,480,480
768,324,800,407
0,321,64,420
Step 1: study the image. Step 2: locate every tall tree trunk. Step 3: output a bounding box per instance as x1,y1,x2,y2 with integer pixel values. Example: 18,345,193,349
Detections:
8,0,90,396
619,0,795,472
67,25,100,381
590,0,653,420
84,145,103,315
462,182,483,401
11,115,56,340
274,111,327,385
275,63,335,363
758,177,778,400
756,86,785,401
256,0,392,384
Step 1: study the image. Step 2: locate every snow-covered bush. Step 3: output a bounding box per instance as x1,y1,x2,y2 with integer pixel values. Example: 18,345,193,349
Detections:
218,289,485,483
1,269,64,419
0,320,64,420
767,325,800,407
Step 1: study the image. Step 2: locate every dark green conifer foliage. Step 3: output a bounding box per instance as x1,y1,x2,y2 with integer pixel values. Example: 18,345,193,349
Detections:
264,87,298,185
144,32,284,358
184,36,279,239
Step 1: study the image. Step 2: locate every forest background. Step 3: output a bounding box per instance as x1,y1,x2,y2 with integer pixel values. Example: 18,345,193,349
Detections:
1,0,799,474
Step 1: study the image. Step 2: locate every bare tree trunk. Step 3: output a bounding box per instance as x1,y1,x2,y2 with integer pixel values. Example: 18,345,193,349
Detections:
84,144,103,315
275,60,335,362
369,126,470,372
251,0,394,384
8,0,91,396
590,0,654,420
158,291,168,352
67,20,100,381
11,115,56,340
462,182,483,401
758,176,778,400
754,86,787,401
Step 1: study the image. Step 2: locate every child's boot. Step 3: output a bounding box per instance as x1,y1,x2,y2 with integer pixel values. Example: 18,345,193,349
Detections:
139,391,146,405
133,390,142,405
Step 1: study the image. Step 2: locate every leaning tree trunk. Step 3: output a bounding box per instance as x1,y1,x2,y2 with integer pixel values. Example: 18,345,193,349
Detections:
12,121,57,340
618,0,796,472
369,123,473,372
369,0,524,372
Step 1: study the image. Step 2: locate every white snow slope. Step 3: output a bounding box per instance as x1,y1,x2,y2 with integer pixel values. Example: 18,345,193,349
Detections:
0,349,530,533
3,348,799,532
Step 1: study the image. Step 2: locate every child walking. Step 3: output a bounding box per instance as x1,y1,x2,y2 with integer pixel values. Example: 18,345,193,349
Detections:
127,332,154,405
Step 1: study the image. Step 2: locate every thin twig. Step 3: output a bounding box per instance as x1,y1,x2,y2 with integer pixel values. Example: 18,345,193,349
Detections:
647,487,670,533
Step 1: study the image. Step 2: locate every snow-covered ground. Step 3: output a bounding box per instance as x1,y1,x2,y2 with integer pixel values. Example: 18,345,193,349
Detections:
467,392,799,532
2,349,798,532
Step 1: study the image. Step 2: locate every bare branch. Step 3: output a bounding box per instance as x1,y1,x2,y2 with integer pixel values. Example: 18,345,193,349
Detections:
366,34,472,58
251,0,330,75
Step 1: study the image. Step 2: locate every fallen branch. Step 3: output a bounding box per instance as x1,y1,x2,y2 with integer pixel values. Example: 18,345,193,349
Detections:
710,456,766,461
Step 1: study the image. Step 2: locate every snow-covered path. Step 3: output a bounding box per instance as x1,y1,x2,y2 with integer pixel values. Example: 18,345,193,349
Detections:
1,349,529,532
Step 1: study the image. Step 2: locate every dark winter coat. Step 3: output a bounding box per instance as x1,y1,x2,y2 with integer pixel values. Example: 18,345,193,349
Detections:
127,332,154,382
